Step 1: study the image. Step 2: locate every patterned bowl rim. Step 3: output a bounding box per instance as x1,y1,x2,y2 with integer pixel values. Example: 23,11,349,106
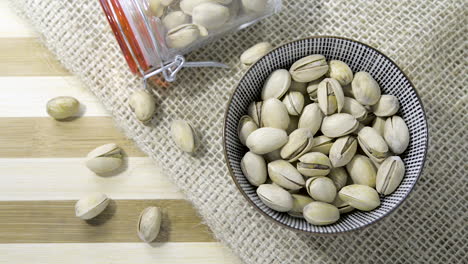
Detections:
222,36,429,234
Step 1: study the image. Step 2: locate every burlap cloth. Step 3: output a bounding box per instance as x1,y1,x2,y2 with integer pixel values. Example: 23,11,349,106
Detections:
12,0,466,263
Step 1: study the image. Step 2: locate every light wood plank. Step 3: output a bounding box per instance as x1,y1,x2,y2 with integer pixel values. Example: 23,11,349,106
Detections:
0,243,242,264
0,38,69,76
0,200,214,243
0,158,183,200
0,76,108,117
0,1,37,38
0,117,145,157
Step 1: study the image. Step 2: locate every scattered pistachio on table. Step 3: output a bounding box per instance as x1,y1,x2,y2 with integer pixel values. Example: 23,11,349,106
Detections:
171,120,199,153
137,207,162,243
75,192,110,220
129,90,156,123
240,42,273,67
85,143,123,174
46,96,80,120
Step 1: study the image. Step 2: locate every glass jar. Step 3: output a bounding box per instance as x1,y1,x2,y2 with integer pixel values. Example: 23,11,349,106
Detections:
99,0,282,82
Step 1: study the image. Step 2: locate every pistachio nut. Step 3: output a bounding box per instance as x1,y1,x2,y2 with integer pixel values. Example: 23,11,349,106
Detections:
248,101,262,126
376,156,405,195
332,195,354,214
137,207,162,243
192,3,230,29
261,69,291,100
75,192,110,220
342,84,354,98
303,201,340,226
263,149,282,162
328,167,349,191
308,135,333,154
161,0,175,5
341,97,367,122
360,111,376,125
297,152,331,177
339,184,381,211
246,127,288,155
289,55,329,83
261,98,290,130
317,78,345,115
371,116,386,136
305,177,337,203
280,128,314,162
321,113,359,138
129,90,156,123
149,0,164,17
298,103,323,135
372,95,400,117
327,60,353,86
358,127,389,163
256,184,294,212
241,0,267,12
286,115,299,135
384,116,410,155
268,160,305,190
329,136,357,167
162,11,190,31
346,154,377,187
240,42,273,67
85,143,123,174
180,0,231,15
351,71,381,106
166,24,201,49
241,151,267,186
238,115,258,145
171,120,199,153
46,96,80,120
288,194,314,218
289,80,308,95
282,91,305,116
306,79,322,102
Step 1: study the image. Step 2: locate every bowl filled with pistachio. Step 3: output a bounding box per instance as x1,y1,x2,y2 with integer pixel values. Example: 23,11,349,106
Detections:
223,36,428,234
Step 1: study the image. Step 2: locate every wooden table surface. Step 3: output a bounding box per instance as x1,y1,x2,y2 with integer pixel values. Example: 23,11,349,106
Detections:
0,2,241,263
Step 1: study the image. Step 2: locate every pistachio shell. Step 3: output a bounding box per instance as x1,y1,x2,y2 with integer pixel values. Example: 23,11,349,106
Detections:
248,101,263,126
180,0,230,15
261,69,291,100
256,184,294,212
246,127,288,155
289,55,329,82
376,156,405,195
241,0,267,12
280,128,314,162
171,120,199,153
329,136,357,167
241,152,267,186
341,97,367,121
261,98,290,130
75,193,110,220
192,3,230,29
298,103,323,135
286,115,299,135
306,79,322,102
328,167,349,191
162,11,190,31
238,115,258,146
288,194,314,218
351,72,381,106
305,177,337,203
321,113,359,138
358,127,389,163
317,78,345,115
268,160,305,190
85,143,123,174
166,24,201,49
282,91,305,116
161,0,175,5
384,116,410,155
46,96,80,120
327,60,353,86
308,136,333,154
372,95,400,117
303,202,340,225
240,42,273,67
372,117,387,136
129,90,156,123
149,0,164,17
332,195,354,214
339,184,381,211
346,154,377,187
137,207,162,243
297,152,331,177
